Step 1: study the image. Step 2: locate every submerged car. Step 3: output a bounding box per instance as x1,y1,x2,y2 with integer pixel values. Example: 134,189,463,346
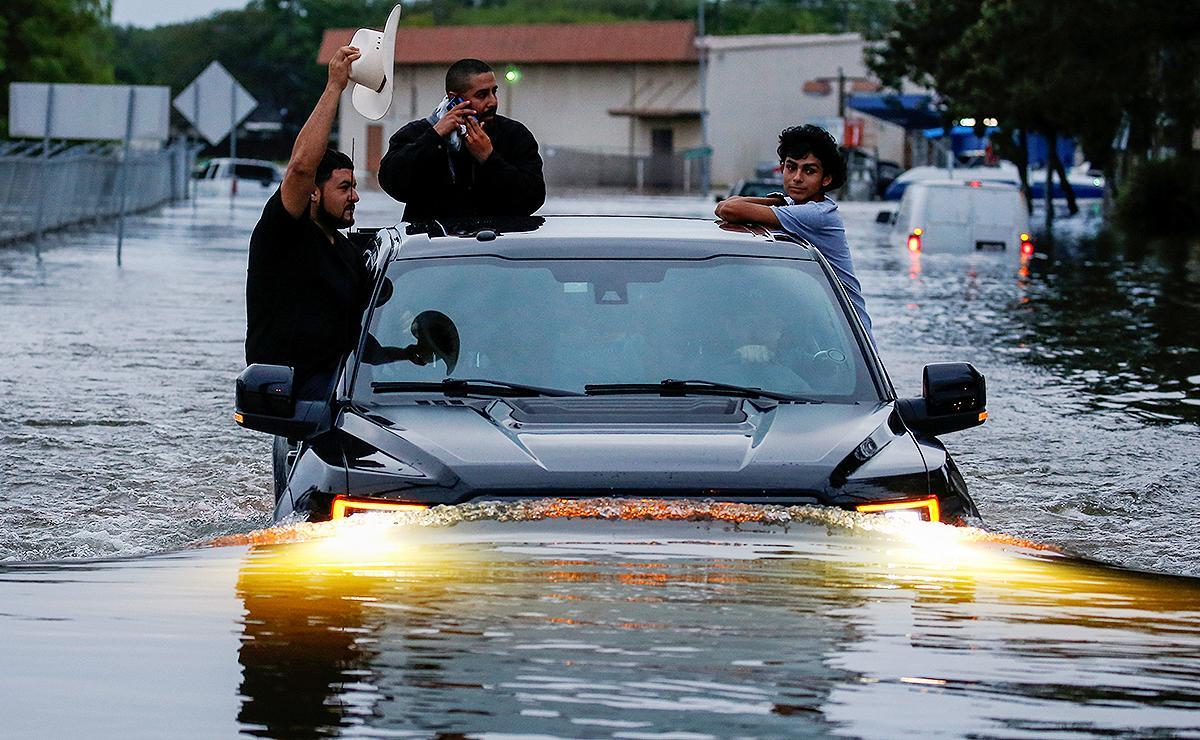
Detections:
193,157,283,196
892,179,1034,257
716,178,782,202
236,216,986,524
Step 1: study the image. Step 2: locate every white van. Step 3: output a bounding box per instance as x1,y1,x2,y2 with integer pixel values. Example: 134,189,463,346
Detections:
192,158,283,197
891,179,1033,256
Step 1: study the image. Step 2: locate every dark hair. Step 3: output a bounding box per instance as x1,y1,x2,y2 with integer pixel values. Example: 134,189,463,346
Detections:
446,58,493,94
315,148,353,185
777,125,847,192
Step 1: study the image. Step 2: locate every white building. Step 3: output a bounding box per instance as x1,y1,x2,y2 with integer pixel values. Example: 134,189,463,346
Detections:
700,33,906,184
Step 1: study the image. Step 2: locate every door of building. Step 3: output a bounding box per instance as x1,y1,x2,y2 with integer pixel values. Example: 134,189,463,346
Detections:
649,128,674,188
366,124,384,188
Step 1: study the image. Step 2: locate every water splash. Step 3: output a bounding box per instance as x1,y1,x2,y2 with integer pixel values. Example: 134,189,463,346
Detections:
205,498,1058,553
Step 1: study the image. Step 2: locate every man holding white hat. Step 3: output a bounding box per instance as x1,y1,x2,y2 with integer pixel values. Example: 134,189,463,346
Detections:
245,44,370,400
246,43,375,499
376,58,546,222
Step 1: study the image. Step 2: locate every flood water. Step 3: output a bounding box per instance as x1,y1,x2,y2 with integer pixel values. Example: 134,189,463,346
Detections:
1,187,1199,735
5,509,1200,737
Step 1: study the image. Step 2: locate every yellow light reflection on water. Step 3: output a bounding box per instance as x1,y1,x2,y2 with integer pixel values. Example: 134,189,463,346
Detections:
212,498,1068,590
260,511,435,570
209,502,1200,740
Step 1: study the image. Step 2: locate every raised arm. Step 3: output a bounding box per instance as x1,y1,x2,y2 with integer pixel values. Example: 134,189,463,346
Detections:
279,45,359,217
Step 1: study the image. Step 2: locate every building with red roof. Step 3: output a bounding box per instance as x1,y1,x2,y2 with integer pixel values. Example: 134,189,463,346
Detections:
319,21,902,192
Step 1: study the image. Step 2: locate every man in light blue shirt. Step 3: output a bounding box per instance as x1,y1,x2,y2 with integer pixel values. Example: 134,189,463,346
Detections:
715,125,873,341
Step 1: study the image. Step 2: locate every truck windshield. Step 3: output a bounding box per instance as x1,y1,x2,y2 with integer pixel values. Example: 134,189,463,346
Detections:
353,255,878,404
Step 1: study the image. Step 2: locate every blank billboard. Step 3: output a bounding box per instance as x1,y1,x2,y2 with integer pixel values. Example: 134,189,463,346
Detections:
9,83,170,141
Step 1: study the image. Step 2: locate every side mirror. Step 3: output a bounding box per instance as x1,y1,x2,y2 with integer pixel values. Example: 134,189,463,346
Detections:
235,364,330,439
896,363,987,436
875,209,895,225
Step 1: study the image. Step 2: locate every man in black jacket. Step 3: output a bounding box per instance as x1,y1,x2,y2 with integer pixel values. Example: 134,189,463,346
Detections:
377,58,545,222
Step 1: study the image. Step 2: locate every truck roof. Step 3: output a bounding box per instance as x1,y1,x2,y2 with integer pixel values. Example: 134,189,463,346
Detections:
388,215,820,261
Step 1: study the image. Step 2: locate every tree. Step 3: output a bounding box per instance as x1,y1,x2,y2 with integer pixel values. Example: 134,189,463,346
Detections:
868,0,1187,236
0,0,115,134
112,2,397,149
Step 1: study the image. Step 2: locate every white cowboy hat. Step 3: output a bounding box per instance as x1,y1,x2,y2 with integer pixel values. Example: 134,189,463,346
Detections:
349,4,401,120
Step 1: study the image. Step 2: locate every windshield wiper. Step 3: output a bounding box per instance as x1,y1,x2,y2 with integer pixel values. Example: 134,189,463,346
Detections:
371,378,584,397
584,379,821,403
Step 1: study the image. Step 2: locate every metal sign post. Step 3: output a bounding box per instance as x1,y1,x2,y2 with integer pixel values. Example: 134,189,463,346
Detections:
192,84,201,201
697,0,710,197
32,85,56,260
229,80,238,197
115,88,137,266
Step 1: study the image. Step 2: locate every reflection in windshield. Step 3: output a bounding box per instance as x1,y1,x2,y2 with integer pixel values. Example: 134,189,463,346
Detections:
356,257,875,403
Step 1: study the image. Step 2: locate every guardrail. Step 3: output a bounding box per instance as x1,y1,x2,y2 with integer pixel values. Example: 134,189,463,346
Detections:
0,139,194,248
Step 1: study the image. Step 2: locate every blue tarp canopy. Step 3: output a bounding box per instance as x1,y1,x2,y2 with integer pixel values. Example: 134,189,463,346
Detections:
923,126,1078,169
847,93,944,130
920,125,998,138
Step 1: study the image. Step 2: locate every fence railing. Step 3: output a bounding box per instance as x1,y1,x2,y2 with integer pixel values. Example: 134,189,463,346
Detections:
0,139,193,246
542,146,707,193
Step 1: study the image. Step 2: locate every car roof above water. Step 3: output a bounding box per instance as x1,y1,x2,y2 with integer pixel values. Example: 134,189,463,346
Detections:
909,178,1021,192
388,215,819,261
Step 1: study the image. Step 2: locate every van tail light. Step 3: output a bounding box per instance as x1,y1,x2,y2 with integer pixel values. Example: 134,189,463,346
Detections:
1020,233,1034,256
856,496,941,523
907,233,922,253
330,495,430,520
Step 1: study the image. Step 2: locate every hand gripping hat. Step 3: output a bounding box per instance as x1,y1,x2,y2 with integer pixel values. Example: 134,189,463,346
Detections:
349,4,401,120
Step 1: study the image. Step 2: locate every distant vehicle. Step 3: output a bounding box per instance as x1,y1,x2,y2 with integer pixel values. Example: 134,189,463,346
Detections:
885,161,1104,202
883,163,1020,201
716,178,783,202
235,216,985,525
193,158,283,194
753,161,782,180
1026,166,1105,200
876,160,901,199
891,179,1034,257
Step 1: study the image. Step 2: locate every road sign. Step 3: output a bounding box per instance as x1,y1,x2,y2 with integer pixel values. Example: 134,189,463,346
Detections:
173,61,257,146
681,146,713,160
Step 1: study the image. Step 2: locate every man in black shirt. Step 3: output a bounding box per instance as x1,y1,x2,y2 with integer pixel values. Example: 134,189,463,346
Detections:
378,58,545,222
245,44,370,400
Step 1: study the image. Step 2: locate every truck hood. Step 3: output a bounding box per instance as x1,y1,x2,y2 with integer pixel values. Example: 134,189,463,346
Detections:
340,396,923,501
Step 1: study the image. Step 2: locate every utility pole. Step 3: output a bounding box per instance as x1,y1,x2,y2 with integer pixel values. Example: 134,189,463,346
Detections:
837,66,846,118
698,0,711,196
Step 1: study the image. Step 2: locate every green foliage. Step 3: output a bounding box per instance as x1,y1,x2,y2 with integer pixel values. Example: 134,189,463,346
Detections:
1114,157,1200,238
0,0,115,133
112,2,399,135
408,0,893,35
869,0,1200,229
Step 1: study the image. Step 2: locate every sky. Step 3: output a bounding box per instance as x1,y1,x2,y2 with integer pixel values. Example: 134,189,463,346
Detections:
110,0,250,28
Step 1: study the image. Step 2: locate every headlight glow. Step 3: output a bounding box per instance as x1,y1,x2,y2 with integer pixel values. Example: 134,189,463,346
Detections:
856,496,940,523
